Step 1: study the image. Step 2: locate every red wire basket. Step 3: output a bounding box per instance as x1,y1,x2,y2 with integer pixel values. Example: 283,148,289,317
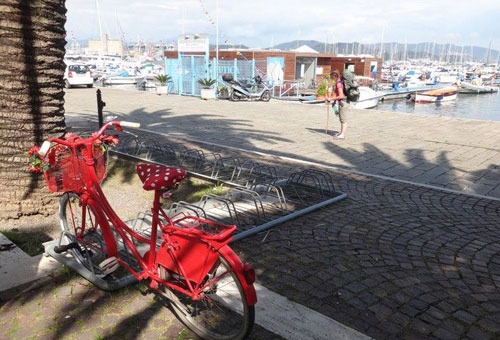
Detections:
44,146,107,193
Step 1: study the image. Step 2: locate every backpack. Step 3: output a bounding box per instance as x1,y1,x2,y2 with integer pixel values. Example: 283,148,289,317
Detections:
341,69,360,102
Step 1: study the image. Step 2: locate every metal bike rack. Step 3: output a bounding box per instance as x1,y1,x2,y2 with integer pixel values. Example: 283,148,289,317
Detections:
110,129,347,241
44,128,346,290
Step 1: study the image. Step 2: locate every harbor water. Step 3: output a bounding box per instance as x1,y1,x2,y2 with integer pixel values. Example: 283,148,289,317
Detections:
377,92,500,122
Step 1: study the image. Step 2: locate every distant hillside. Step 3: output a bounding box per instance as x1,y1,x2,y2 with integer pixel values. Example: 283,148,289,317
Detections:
272,40,500,63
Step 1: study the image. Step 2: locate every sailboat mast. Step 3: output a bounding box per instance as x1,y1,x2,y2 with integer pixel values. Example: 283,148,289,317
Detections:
496,44,500,65
486,40,491,64
380,25,385,59
403,38,407,62
95,0,105,54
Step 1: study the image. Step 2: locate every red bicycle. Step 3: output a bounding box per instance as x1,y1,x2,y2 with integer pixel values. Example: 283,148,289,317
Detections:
35,121,257,340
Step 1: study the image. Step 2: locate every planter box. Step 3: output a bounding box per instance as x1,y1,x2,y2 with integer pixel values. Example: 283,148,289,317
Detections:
316,95,325,101
156,86,168,95
201,88,216,100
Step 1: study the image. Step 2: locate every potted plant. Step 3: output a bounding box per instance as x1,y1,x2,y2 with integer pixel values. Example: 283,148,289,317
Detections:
316,76,330,101
155,74,171,95
217,84,230,99
198,78,217,99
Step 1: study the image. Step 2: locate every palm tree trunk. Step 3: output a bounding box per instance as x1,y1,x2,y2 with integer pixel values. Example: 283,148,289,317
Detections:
0,0,67,220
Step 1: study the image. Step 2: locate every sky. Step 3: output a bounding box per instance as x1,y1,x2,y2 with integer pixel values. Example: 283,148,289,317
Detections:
66,0,500,49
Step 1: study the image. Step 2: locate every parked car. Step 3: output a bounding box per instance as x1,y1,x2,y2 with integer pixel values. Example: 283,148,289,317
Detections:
64,63,93,88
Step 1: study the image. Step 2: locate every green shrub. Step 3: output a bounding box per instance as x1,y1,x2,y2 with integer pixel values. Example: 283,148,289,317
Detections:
155,74,172,86
198,78,217,89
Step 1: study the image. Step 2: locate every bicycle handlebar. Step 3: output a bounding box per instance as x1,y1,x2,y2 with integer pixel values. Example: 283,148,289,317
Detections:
120,121,141,128
95,121,140,138
40,121,141,156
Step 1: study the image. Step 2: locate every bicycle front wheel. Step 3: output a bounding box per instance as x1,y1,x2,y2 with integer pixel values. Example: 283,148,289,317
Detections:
59,192,108,275
161,253,255,340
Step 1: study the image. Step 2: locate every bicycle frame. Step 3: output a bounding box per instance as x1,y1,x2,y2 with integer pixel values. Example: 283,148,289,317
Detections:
50,122,257,306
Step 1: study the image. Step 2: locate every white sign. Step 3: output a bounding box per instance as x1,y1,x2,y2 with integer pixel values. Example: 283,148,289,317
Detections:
178,34,209,53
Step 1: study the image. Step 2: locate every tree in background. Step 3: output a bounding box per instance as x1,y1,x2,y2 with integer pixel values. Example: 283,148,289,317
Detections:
0,0,67,220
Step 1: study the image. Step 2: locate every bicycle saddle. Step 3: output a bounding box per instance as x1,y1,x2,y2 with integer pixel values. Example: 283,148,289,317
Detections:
136,163,187,191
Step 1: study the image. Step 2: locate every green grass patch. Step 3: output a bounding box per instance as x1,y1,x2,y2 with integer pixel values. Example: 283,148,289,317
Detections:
105,157,229,204
6,319,19,337
105,158,137,185
76,319,85,330
176,329,188,340
43,322,60,335
185,182,228,202
0,229,52,256
59,266,78,279
92,329,105,340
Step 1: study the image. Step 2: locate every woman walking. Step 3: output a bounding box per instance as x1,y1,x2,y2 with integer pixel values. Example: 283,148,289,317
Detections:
326,69,347,139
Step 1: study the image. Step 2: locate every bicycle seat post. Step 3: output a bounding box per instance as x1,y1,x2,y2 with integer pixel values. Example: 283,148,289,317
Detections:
149,189,161,269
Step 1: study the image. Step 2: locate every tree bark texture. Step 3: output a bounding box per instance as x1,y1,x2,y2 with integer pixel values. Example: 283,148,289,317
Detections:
0,0,67,219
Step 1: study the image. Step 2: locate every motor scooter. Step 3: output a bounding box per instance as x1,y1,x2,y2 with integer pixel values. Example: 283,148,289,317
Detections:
222,73,271,102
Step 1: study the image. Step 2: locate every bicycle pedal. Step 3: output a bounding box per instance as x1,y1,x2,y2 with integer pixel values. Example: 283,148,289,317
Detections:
98,257,119,275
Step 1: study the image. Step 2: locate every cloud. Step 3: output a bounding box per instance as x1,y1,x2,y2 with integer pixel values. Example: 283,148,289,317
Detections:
65,0,500,48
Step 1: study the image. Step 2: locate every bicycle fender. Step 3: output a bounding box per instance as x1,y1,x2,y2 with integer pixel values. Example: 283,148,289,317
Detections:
218,246,257,306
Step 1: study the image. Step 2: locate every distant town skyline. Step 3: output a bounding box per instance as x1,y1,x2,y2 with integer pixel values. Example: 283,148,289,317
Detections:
66,0,500,49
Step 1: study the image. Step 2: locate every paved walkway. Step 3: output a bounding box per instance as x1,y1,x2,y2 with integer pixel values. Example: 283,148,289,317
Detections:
71,120,500,339
0,272,281,340
64,88,500,198
3,89,499,339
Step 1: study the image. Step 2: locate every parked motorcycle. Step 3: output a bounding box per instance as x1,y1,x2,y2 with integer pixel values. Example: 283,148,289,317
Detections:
222,73,271,102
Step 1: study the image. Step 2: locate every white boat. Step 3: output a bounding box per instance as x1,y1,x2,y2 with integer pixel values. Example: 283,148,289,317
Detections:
349,76,384,109
101,69,143,85
301,77,382,109
410,86,458,103
102,76,141,85
382,85,443,100
459,82,499,94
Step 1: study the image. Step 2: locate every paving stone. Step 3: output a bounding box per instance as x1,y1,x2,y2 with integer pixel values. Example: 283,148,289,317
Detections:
433,326,460,340
477,317,500,333
368,303,393,321
453,310,477,324
345,281,366,294
466,326,492,340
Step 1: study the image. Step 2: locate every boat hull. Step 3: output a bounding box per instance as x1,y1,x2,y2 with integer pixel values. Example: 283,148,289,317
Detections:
103,77,140,85
459,82,499,94
351,97,380,109
410,86,458,103
414,93,457,103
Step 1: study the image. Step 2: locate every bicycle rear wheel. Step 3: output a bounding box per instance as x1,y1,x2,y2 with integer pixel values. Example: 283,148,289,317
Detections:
59,192,108,275
160,253,255,340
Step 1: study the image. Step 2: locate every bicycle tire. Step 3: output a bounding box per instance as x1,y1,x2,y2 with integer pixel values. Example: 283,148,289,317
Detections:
59,192,108,275
161,253,255,340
